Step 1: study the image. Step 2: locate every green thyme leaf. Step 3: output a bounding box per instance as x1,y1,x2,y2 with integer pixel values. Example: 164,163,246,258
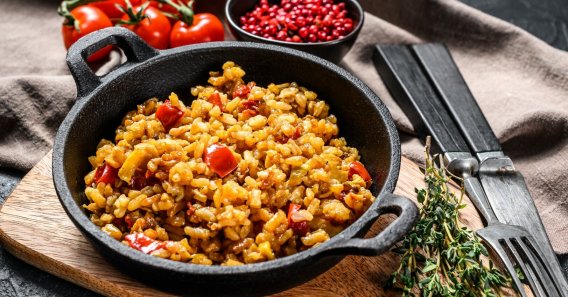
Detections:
422,263,437,273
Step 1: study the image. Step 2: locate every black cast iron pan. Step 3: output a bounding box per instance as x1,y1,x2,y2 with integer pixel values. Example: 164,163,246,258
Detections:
53,27,418,296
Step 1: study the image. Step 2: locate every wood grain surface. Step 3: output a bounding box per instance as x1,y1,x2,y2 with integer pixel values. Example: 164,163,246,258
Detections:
0,151,485,297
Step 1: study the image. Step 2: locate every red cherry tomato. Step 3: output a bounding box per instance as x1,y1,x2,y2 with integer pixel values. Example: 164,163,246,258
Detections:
121,5,171,49
124,233,168,254
348,161,372,187
62,6,113,62
208,93,223,110
93,163,118,184
287,203,309,236
155,100,184,130
170,13,224,48
89,0,126,19
203,144,238,178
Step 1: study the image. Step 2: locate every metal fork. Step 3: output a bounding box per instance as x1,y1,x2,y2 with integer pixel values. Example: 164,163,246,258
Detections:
478,225,562,297
460,168,564,297
373,44,568,297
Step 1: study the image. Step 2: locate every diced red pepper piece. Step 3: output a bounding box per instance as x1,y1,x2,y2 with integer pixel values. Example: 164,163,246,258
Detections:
232,84,251,99
124,233,168,254
208,93,223,110
348,161,372,187
155,100,184,130
94,163,118,184
241,99,260,116
131,171,160,190
203,143,238,178
287,203,309,236
131,174,147,190
276,138,286,144
124,214,135,229
186,202,196,217
241,99,259,110
112,217,124,228
293,126,302,139
276,126,302,144
290,220,309,236
287,203,302,223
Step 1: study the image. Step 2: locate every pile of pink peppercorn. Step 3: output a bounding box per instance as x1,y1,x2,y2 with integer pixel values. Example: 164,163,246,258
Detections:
239,0,355,43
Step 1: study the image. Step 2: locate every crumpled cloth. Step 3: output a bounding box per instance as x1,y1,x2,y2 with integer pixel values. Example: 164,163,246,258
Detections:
0,0,567,253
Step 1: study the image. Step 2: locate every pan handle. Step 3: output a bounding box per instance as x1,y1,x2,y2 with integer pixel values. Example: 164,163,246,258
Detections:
322,193,418,256
66,27,159,98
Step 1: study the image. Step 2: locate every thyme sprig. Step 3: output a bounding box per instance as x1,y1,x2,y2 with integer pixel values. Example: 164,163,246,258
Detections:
387,138,511,296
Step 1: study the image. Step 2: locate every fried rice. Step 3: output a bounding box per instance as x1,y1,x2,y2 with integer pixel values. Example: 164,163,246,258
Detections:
83,61,374,265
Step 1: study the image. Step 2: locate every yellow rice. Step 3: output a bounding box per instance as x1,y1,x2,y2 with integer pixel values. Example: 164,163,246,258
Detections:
83,61,374,265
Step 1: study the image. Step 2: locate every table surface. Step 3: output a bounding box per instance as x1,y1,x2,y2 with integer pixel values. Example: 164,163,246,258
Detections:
0,1,567,296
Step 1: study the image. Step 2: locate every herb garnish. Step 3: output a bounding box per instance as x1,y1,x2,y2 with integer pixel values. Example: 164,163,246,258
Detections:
387,139,511,296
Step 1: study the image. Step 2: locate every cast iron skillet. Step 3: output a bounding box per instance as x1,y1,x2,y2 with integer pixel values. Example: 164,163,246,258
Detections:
53,27,418,296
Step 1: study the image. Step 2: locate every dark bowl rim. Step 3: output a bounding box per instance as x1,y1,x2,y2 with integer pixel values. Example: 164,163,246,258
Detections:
224,0,365,47
53,41,400,276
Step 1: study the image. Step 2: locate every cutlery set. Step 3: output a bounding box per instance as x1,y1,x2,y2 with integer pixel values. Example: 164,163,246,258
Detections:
373,43,568,296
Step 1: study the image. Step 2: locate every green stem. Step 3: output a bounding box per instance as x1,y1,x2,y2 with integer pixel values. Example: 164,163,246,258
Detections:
118,0,150,25
156,0,195,25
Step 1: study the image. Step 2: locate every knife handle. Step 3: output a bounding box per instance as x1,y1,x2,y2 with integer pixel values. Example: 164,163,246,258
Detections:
373,45,471,154
411,44,502,154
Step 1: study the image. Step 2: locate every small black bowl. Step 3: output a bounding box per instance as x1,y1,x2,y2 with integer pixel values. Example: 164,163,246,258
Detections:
225,0,365,64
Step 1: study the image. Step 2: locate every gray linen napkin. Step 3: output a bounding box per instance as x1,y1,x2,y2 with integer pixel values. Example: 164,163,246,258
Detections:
0,0,567,253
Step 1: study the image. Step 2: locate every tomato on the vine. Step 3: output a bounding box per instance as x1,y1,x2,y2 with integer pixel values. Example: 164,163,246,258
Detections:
61,6,113,62
89,0,126,19
170,13,224,48
121,5,171,49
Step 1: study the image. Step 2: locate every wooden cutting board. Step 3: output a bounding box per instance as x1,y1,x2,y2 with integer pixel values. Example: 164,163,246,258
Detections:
0,151,485,297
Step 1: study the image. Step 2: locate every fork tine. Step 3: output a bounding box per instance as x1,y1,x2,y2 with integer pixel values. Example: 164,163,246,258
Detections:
494,241,529,297
506,238,547,297
521,236,567,297
476,229,528,297
516,238,561,297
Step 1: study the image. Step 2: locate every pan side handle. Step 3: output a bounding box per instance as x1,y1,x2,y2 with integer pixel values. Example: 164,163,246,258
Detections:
321,193,418,256
66,27,159,98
